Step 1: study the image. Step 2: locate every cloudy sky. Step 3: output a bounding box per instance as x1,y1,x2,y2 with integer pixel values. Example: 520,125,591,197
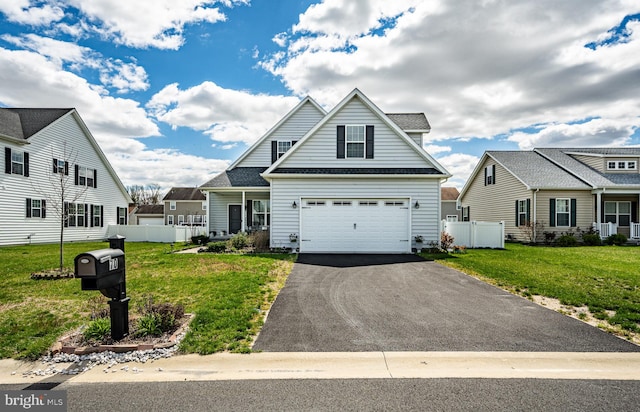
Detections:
1,0,639,191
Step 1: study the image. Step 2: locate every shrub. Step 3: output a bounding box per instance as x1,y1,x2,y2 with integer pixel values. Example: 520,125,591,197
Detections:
440,232,455,251
249,231,270,252
206,241,227,253
555,234,578,247
191,235,210,245
581,233,602,246
229,232,250,250
136,313,163,337
136,295,185,337
606,233,627,246
83,317,111,342
543,231,556,245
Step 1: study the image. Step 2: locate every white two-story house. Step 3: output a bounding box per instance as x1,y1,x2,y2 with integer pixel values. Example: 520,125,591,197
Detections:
0,108,131,246
200,88,450,253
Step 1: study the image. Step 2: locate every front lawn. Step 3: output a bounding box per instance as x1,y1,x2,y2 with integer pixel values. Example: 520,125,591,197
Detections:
427,243,640,339
0,242,294,360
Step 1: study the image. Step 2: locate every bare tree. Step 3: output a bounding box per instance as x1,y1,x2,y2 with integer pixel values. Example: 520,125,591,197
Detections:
32,144,88,272
127,183,163,205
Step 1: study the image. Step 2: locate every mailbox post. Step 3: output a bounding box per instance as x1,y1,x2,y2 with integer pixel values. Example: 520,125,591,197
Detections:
74,236,130,341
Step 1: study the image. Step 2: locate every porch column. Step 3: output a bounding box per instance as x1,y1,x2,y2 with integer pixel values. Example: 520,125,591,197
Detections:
596,192,602,226
241,191,246,232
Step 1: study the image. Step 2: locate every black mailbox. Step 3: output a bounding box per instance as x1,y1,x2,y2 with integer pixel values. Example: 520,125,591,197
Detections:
75,239,130,341
75,248,125,299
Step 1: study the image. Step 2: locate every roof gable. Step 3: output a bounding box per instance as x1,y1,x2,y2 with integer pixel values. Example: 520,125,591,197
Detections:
0,108,72,139
264,88,450,176
230,97,326,168
163,187,206,201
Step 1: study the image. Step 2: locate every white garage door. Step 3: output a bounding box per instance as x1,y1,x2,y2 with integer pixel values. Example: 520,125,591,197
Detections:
138,217,164,225
300,198,410,253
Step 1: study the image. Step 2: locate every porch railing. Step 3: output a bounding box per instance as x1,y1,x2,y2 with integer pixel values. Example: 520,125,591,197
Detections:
593,222,617,239
631,222,640,240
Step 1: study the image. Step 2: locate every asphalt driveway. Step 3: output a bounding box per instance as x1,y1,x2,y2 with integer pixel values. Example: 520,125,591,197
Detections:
253,254,640,352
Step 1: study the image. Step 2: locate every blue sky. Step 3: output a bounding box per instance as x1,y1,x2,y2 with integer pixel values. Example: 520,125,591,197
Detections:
1,1,639,191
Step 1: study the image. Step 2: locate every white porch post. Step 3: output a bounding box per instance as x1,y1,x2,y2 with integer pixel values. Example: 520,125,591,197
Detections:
241,191,246,232
596,191,602,226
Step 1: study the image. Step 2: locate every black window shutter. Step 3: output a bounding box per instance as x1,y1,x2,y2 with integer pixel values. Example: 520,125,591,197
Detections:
484,167,487,186
84,203,89,227
65,161,69,176
549,198,556,227
74,164,79,185
246,200,253,227
23,152,29,176
26,198,31,218
292,140,298,146
337,125,345,159
42,199,46,219
515,200,519,226
467,206,470,221
365,125,374,159
53,159,58,173
4,148,10,174
492,165,496,184
526,198,531,224
90,204,94,227
100,206,104,227
271,141,278,163
93,169,97,188
632,202,638,224
570,198,577,227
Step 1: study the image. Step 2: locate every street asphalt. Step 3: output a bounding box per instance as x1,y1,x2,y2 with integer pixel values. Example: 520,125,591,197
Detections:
253,254,640,352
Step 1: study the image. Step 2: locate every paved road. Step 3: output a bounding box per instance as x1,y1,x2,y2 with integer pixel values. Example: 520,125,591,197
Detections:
4,379,640,411
254,254,640,352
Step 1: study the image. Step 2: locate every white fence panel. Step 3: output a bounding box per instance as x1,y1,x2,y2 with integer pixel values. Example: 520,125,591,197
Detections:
632,223,640,240
106,225,194,243
442,221,504,249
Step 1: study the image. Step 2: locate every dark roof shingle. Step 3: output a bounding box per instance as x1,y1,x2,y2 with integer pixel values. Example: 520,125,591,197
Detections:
386,113,430,131
200,167,270,188
163,187,206,201
0,108,72,139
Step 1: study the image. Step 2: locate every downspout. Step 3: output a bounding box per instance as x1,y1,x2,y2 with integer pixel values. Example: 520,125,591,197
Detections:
533,188,539,242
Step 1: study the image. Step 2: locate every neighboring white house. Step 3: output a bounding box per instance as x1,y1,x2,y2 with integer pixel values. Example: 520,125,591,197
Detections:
0,108,131,246
200,88,451,253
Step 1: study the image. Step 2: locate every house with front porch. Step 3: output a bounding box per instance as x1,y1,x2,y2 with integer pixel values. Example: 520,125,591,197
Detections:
199,88,450,253
458,148,640,242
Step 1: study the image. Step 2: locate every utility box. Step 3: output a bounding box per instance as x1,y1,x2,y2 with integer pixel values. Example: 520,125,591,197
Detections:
75,237,130,340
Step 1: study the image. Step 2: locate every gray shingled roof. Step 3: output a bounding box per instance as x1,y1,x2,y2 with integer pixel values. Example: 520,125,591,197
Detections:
441,187,459,201
271,167,442,175
136,204,164,214
200,167,269,188
0,108,72,139
488,151,591,189
386,113,430,131
163,187,206,201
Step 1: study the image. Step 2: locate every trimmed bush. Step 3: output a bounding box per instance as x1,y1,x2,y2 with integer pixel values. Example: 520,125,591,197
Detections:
581,233,602,246
229,232,250,250
206,241,227,253
606,233,627,246
555,234,578,247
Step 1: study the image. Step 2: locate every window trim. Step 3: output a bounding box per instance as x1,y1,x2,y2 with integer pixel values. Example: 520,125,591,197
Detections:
277,141,292,159
252,200,271,227
167,215,174,225
446,215,459,222
485,164,495,185
169,201,176,211
555,198,571,227
604,201,631,227
345,125,365,159
607,160,637,170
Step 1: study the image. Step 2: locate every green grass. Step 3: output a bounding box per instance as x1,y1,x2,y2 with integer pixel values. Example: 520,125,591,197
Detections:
0,242,294,360
426,243,640,334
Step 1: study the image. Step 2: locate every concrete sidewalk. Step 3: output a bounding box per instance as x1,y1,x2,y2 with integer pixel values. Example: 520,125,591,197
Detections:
3,352,640,385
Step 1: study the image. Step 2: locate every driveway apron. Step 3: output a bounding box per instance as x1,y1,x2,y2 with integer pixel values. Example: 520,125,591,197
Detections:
253,254,640,352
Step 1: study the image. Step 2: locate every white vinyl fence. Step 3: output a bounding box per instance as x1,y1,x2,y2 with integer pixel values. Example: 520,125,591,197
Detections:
442,220,505,249
106,225,204,243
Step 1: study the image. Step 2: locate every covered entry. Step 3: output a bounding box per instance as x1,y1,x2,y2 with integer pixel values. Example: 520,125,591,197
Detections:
299,198,411,253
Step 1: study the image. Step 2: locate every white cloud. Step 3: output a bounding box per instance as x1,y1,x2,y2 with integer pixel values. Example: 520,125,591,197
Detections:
0,0,64,26
424,144,451,155
147,81,301,145
436,153,481,189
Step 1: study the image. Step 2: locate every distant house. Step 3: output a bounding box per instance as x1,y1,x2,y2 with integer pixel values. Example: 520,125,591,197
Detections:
129,204,164,225
200,88,450,253
458,148,640,242
441,187,460,222
162,187,207,226
0,108,131,245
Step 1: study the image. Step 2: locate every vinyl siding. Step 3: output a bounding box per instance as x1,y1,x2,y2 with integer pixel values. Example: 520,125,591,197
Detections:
270,177,440,249
572,155,604,172
0,113,129,245
441,201,460,221
535,190,594,234
460,157,530,240
280,98,431,168
237,102,325,167
207,192,270,234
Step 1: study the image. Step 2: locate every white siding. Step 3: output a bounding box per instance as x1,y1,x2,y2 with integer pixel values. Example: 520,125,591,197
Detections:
207,192,270,234
237,102,325,167
270,177,440,250
0,113,129,245
279,98,432,168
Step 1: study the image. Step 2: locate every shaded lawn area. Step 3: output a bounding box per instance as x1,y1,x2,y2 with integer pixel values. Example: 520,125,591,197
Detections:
427,243,640,336
0,242,294,360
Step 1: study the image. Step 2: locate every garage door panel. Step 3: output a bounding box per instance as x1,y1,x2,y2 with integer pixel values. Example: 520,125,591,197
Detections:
300,198,410,253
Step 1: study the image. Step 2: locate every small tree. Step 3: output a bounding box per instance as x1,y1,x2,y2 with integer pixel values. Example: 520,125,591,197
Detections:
518,220,546,244
127,184,163,205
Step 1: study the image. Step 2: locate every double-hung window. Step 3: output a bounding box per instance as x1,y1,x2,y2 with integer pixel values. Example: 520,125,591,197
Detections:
66,203,86,227
76,165,96,187
485,165,495,185
252,200,270,226
555,199,570,227
605,201,631,226
4,148,29,176
11,151,24,175
346,126,365,158
92,205,103,227
26,198,46,219
277,141,291,158
517,200,529,226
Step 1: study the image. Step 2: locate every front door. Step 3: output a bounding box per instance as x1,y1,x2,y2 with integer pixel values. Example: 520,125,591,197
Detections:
228,204,242,234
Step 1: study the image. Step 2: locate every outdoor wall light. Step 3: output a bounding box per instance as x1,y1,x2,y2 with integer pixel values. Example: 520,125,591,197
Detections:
292,201,297,209
414,200,420,209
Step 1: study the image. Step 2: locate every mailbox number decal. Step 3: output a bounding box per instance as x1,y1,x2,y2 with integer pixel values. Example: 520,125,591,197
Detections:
109,257,119,271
